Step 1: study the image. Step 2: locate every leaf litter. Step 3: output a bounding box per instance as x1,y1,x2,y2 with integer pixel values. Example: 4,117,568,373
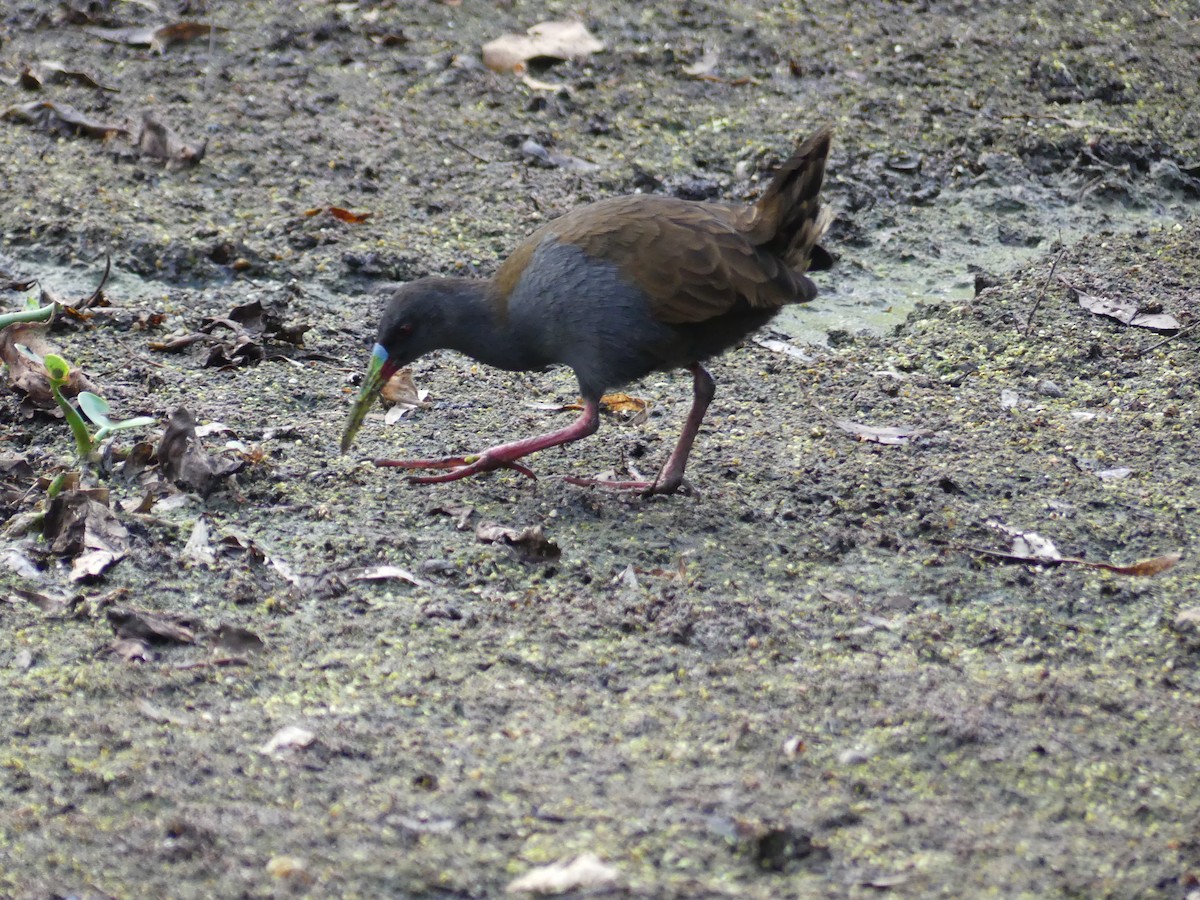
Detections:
1063,278,1181,332
960,520,1181,576
482,21,604,74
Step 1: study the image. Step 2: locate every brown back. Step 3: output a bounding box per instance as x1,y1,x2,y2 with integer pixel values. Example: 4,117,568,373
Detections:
494,127,832,326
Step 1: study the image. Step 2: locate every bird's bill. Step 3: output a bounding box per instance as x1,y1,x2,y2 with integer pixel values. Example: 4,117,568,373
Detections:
340,343,395,453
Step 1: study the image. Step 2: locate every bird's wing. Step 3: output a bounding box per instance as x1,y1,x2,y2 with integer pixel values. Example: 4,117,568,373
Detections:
543,196,814,325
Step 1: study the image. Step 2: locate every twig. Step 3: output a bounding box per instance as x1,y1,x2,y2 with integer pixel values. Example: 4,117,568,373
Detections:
445,139,492,163
1141,320,1200,356
1024,246,1065,336
174,656,249,671
79,252,111,309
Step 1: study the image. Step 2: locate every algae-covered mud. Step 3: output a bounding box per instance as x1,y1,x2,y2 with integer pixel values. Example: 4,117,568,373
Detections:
2,2,1199,897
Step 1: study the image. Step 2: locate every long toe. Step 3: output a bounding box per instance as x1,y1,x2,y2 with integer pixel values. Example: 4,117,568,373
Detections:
406,455,539,484
375,456,474,470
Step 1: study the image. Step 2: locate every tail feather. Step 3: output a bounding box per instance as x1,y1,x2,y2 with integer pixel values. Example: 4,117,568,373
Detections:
743,126,832,272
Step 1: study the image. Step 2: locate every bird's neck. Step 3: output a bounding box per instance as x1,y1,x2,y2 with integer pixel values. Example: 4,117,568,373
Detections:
432,277,534,371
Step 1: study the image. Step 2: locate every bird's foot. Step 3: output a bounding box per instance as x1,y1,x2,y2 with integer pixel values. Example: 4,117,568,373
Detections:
373,453,538,483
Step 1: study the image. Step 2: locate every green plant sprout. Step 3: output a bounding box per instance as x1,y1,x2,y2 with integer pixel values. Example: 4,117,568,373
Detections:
0,301,55,330
43,353,156,458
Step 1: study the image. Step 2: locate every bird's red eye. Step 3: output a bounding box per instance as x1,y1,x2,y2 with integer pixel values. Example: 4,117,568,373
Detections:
397,323,413,337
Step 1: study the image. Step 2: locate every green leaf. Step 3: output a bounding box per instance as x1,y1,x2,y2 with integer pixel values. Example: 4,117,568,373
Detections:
14,343,43,363
78,392,113,427
109,416,157,432
43,353,70,386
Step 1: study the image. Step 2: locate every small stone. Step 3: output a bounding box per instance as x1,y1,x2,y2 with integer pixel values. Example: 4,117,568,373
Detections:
838,746,871,766
1173,607,1200,632
1037,379,1065,397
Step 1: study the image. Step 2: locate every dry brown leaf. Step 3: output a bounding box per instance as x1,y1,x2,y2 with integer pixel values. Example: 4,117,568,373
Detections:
599,392,649,415
380,367,424,406
1088,553,1181,577
2,99,128,140
43,491,129,582
431,504,475,530
554,393,649,418
212,623,266,654
11,587,75,615
482,21,604,73
136,114,206,169
106,606,197,645
835,420,929,445
110,637,154,662
85,22,219,53
366,30,409,47
0,322,96,406
964,523,1181,577
476,522,560,561
519,138,600,172
158,407,244,496
328,207,372,224
1066,281,1180,332
20,61,118,92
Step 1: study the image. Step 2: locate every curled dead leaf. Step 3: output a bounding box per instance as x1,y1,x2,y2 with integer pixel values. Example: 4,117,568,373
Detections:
483,21,604,73
43,490,129,582
329,207,372,224
519,137,601,172
137,114,206,169
963,522,1181,577
2,99,128,139
106,606,197,645
380,368,429,423
85,22,221,54
1065,279,1180,333
158,407,244,496
835,420,929,445
476,521,560,562
20,60,117,92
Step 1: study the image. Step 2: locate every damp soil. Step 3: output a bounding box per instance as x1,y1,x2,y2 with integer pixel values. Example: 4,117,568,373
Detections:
2,2,1200,897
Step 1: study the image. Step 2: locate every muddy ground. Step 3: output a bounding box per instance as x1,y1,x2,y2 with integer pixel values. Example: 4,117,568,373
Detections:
2,1,1200,897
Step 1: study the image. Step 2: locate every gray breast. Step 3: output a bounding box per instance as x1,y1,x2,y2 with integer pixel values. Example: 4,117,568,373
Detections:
506,237,689,398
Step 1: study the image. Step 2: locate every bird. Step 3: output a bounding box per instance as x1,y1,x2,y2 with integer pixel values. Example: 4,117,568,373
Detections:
340,126,833,495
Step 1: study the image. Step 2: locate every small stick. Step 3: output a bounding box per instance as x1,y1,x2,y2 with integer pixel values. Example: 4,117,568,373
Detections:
445,139,491,163
1141,320,1200,356
1024,246,1065,336
174,656,249,671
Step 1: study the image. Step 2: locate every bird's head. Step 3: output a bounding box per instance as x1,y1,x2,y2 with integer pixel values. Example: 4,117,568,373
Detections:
340,279,470,454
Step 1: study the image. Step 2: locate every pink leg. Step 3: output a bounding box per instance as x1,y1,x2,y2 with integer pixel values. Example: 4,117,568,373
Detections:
645,363,714,495
563,363,714,496
375,400,600,484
